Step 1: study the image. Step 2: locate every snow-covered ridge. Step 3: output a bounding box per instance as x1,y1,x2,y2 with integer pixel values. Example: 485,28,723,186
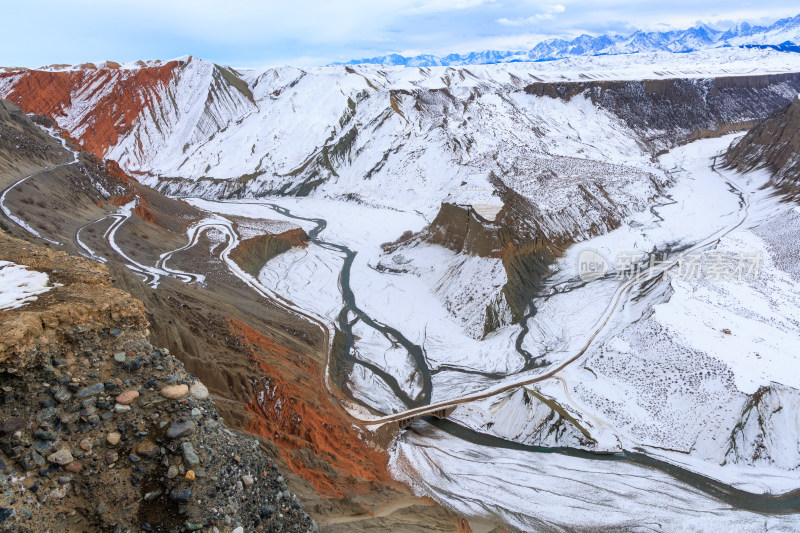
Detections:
2,48,797,242
340,13,800,67
2,57,189,73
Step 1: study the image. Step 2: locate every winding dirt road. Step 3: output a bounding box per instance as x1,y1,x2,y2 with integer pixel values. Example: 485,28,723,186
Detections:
0,133,78,245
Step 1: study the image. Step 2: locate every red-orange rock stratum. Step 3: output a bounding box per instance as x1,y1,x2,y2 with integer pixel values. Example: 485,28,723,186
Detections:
227,318,394,498
0,61,182,157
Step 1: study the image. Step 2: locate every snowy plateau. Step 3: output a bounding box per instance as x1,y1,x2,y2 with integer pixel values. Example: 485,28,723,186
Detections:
2,44,800,531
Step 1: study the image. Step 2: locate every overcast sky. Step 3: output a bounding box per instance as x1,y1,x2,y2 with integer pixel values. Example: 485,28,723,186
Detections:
1,1,798,68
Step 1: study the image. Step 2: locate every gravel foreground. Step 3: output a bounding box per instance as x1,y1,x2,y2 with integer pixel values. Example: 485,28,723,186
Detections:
0,229,317,532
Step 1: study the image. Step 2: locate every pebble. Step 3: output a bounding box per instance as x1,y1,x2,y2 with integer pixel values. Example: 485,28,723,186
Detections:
37,408,58,422
0,418,24,435
189,382,209,400
160,384,189,399
169,489,192,502
81,398,97,409
46,449,74,466
33,440,53,454
32,431,58,441
61,412,79,424
113,352,127,363
242,475,254,487
166,420,195,439
106,432,121,446
75,383,105,398
135,440,160,458
79,439,93,451
115,390,139,405
167,465,179,479
124,359,143,372
53,389,72,403
105,451,118,465
182,442,200,466
64,461,82,473
185,470,195,481
19,451,45,470
114,404,131,413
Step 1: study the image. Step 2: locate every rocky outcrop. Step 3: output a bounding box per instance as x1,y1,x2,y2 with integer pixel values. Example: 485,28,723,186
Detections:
725,383,800,469
0,58,258,181
0,230,315,532
420,197,561,325
230,228,310,277
725,96,800,197
0,238,145,365
424,203,501,258
525,73,800,151
484,388,598,449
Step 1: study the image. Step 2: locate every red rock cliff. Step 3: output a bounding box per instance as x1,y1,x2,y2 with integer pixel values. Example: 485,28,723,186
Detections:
0,61,181,157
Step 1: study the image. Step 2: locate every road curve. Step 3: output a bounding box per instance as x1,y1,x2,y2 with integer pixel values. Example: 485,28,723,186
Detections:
0,128,79,245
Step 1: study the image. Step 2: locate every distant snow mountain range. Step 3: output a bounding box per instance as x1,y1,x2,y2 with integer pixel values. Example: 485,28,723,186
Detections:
337,13,800,67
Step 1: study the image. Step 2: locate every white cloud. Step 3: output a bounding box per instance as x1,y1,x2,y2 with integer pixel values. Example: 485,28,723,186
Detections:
422,32,554,54
399,0,499,15
497,4,565,26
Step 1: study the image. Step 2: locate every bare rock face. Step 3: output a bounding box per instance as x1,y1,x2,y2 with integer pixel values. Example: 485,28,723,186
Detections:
725,383,800,469
725,96,800,197
424,202,501,258
525,73,800,152
229,228,310,277
0,61,182,157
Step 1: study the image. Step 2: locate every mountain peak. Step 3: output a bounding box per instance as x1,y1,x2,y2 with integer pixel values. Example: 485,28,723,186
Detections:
337,13,800,67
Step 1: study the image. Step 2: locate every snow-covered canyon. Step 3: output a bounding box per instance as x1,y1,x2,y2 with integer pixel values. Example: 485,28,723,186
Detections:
3,47,800,530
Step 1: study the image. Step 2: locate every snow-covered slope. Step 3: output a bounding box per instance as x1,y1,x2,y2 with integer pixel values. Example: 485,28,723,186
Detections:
3,49,799,221
3,45,799,531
